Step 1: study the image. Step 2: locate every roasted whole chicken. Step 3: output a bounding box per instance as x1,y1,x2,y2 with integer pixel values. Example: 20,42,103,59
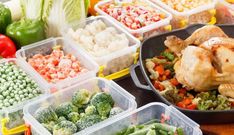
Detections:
165,25,234,98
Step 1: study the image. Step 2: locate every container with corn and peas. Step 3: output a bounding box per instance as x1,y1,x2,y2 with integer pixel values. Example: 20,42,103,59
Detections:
151,0,217,29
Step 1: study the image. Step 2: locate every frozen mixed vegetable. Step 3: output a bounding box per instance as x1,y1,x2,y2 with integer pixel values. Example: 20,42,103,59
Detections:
99,0,166,30
0,62,41,109
116,119,184,135
161,0,213,12
68,20,129,57
34,89,123,135
27,45,87,83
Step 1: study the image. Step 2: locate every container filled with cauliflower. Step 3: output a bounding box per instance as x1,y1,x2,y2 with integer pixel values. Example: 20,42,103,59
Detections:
16,37,99,90
94,0,172,41
23,77,137,135
0,59,48,134
151,0,217,29
216,0,234,24
65,16,140,80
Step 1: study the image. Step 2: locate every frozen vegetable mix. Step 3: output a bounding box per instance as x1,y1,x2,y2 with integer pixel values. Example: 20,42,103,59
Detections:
99,0,166,30
34,89,124,135
27,45,87,83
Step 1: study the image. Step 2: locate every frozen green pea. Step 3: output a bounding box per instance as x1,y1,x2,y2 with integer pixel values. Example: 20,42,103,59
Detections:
18,91,23,95
19,95,24,98
9,99,14,104
0,95,3,100
4,102,10,107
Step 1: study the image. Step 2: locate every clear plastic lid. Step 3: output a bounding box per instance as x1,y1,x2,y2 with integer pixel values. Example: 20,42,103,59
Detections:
23,77,137,135
16,37,99,90
88,102,202,135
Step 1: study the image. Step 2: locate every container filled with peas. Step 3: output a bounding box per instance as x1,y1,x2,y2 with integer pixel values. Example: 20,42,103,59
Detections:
0,58,48,131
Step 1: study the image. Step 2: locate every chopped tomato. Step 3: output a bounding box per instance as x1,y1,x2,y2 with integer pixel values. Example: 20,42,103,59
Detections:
183,98,192,105
187,104,197,110
177,102,186,108
164,69,171,77
154,81,165,91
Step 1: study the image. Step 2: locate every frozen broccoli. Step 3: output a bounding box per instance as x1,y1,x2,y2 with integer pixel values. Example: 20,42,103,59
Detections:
96,102,112,118
55,102,78,117
42,121,56,133
67,112,80,123
85,105,97,115
72,89,91,108
109,107,124,117
76,114,102,131
34,106,58,123
58,116,67,123
53,120,77,135
90,92,114,107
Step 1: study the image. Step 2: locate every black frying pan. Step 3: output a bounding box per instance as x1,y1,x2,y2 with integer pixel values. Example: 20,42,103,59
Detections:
130,24,234,124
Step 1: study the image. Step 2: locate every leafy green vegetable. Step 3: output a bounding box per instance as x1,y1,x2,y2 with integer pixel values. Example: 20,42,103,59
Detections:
34,106,58,123
53,120,77,135
55,102,78,117
72,89,91,108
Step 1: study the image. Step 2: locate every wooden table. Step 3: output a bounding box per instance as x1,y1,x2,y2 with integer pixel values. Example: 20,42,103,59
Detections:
116,76,234,135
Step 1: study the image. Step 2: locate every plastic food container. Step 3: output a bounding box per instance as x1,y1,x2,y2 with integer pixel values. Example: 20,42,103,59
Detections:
151,0,217,29
0,59,48,135
95,0,172,41
16,37,99,91
64,16,140,80
216,0,234,24
23,77,137,135
88,102,202,135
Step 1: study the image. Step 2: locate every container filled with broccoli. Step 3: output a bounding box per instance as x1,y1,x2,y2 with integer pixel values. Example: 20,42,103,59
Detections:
23,77,137,135
88,102,202,135
0,58,47,131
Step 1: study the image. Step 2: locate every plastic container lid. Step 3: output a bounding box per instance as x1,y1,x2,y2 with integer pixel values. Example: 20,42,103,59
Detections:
220,0,234,10
153,0,217,17
88,102,203,135
23,77,137,135
0,59,49,131
95,0,172,35
16,37,99,90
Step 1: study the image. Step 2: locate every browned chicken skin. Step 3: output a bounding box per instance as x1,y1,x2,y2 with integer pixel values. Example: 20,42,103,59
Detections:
166,25,234,94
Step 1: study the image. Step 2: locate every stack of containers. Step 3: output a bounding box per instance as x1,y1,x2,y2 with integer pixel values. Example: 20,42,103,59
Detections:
16,37,99,91
95,0,173,41
23,77,137,135
64,16,141,80
216,0,234,24
0,59,48,135
151,0,217,29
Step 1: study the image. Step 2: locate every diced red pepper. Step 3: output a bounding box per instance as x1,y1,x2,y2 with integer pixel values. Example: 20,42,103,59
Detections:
170,78,179,86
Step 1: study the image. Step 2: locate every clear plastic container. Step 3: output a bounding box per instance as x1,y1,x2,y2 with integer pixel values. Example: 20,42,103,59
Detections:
0,59,48,135
88,102,202,135
151,0,217,29
95,0,172,41
23,77,137,135
216,0,234,24
16,37,99,91
64,16,140,80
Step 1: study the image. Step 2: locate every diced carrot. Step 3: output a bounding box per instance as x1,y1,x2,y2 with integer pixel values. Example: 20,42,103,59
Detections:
170,78,179,86
177,102,186,109
164,69,171,77
186,104,197,110
155,65,164,75
161,75,167,81
183,98,192,105
154,81,165,91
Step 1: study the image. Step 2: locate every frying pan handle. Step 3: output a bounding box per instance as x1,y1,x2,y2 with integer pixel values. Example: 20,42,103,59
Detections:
130,62,152,90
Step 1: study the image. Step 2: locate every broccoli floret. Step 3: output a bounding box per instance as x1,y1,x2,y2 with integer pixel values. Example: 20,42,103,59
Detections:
55,102,78,117
58,116,67,123
53,120,77,135
76,114,102,131
67,112,80,123
72,89,91,108
34,106,58,123
96,102,112,118
42,121,56,133
85,105,97,115
90,92,114,107
109,107,123,117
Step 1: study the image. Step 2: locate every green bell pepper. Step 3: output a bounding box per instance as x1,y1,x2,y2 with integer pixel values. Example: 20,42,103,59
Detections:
0,4,12,34
6,19,46,48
